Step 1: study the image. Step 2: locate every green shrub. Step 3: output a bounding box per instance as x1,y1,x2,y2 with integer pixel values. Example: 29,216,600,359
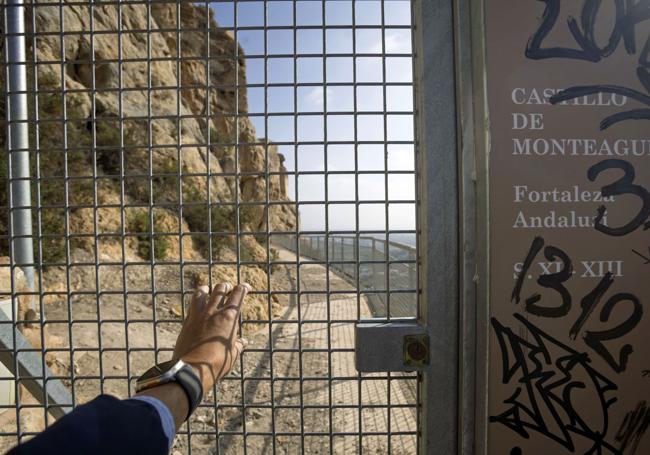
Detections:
128,210,170,261
151,156,180,204
181,183,209,233
94,119,122,175
238,204,258,229
180,179,240,258
211,204,238,232
205,205,237,257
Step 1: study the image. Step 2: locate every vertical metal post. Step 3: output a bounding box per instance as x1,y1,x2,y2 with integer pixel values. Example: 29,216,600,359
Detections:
414,0,461,451
330,237,333,263
409,261,416,293
5,0,35,301
318,235,322,260
318,235,323,260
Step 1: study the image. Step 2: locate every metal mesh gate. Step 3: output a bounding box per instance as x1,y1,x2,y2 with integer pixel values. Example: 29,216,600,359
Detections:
1,0,420,453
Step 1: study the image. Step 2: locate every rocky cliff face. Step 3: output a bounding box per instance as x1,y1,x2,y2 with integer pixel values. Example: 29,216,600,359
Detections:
1,1,296,320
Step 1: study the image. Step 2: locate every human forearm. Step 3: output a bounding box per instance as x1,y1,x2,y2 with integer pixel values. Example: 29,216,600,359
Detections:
136,382,189,430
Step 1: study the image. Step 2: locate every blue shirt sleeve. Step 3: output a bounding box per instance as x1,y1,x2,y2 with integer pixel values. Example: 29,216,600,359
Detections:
129,396,176,449
7,395,169,455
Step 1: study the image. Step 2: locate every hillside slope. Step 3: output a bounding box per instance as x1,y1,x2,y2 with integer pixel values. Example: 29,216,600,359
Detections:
1,1,296,321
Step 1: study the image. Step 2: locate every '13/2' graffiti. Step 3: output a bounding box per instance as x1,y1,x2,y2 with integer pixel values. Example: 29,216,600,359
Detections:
513,236,643,373
526,0,650,129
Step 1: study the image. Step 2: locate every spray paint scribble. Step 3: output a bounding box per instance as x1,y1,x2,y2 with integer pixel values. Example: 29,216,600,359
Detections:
491,314,621,454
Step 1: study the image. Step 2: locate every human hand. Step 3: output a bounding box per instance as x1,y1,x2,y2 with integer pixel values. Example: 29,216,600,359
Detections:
173,283,249,394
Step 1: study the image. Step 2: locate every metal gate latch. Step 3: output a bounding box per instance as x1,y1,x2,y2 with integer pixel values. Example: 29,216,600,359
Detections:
403,334,429,368
355,322,429,372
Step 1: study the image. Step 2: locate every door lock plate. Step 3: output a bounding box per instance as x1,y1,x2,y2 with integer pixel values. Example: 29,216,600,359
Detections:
355,321,429,372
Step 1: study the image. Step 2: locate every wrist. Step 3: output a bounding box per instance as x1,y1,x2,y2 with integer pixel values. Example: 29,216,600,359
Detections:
136,382,189,429
181,359,214,394
136,359,204,423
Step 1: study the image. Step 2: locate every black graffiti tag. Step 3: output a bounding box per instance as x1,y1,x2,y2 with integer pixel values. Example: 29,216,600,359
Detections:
588,158,650,281
513,237,643,373
526,0,650,129
615,401,650,454
491,314,621,453
632,248,650,264
587,159,650,237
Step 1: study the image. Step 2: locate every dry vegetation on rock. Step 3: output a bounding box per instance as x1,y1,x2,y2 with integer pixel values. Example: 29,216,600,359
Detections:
0,1,297,324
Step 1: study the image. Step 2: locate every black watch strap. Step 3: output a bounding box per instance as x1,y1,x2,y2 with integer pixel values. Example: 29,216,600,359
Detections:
136,359,203,422
175,362,203,421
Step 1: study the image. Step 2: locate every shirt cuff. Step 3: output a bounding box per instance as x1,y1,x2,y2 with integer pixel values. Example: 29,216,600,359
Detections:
129,395,176,449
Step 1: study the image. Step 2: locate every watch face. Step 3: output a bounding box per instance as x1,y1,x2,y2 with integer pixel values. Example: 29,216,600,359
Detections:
139,359,176,382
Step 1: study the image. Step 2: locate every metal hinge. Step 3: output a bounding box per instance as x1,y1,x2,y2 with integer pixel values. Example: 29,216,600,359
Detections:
354,321,429,372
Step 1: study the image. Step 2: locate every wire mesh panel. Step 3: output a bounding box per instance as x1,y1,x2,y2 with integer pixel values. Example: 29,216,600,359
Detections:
1,0,419,453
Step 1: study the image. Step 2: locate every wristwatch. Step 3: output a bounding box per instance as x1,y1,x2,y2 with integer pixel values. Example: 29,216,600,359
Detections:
136,359,203,421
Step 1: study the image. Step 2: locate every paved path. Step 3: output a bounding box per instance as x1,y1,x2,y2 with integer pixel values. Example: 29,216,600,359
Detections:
202,248,418,454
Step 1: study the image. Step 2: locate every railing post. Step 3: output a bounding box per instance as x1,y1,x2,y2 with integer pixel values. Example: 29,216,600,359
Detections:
5,0,35,309
326,236,330,261
370,238,377,293
316,237,325,261
409,257,416,290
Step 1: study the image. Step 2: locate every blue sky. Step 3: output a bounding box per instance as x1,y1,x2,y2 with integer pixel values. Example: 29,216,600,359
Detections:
210,1,415,232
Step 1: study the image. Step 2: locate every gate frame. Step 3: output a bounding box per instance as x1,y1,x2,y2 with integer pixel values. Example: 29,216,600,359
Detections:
414,0,489,453
413,0,460,452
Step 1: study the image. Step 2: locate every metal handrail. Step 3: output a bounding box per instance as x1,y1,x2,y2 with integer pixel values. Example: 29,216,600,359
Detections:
272,234,417,318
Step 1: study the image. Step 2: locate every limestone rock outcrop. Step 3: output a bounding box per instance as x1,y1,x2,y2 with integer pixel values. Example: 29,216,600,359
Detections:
0,1,297,321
